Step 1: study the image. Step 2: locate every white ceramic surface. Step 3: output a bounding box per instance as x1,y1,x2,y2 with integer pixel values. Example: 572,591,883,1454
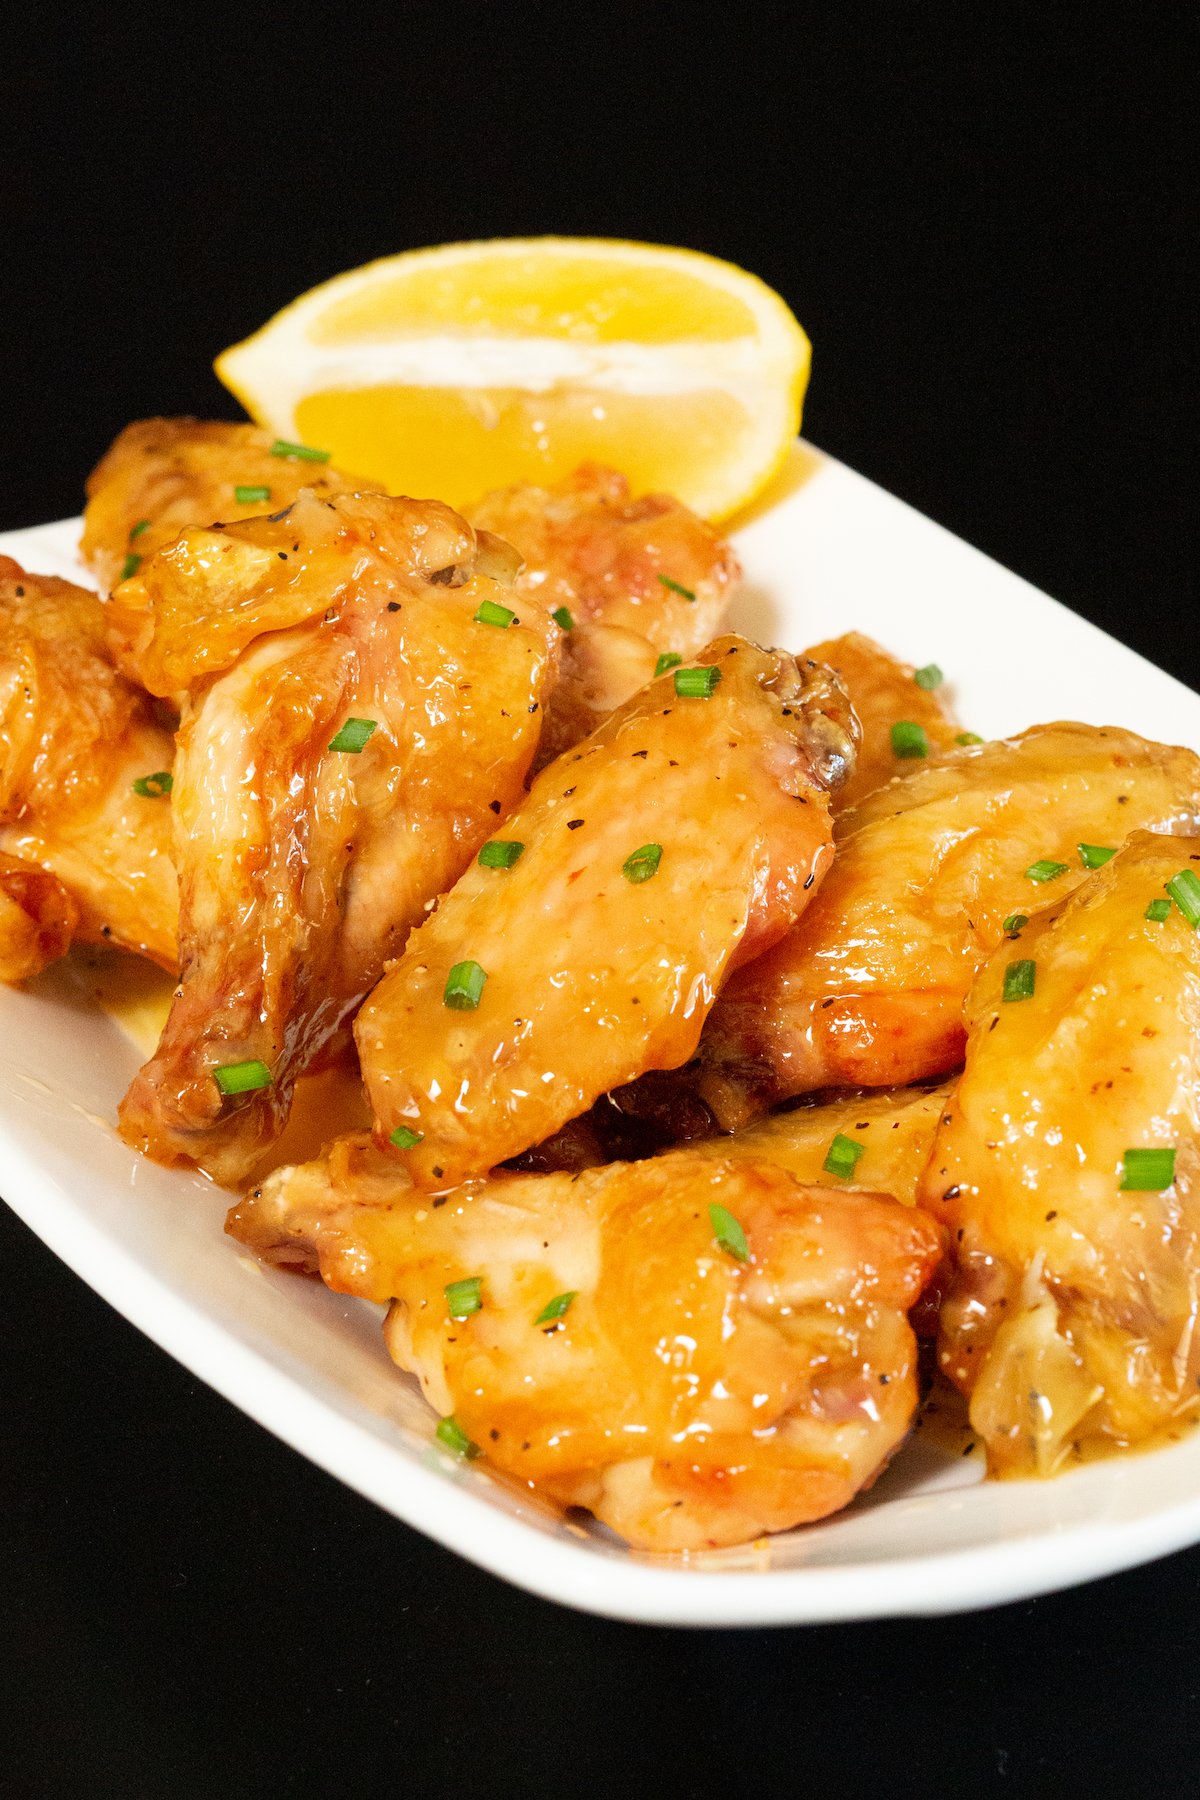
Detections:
5,444,1200,1627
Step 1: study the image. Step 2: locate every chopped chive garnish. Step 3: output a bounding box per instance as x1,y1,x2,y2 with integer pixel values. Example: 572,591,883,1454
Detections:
823,1133,866,1179
955,731,984,746
444,960,487,1009
389,1124,424,1149
435,1415,480,1459
1119,1147,1176,1191
535,1291,577,1325
478,840,525,870
658,573,696,602
234,483,272,505
120,552,142,582
1078,843,1117,869
709,1202,749,1262
673,665,722,699
552,605,575,630
213,1059,273,1095
445,1276,483,1320
1002,959,1036,1002
474,598,516,628
913,663,943,690
1002,912,1028,934
890,721,929,759
328,717,377,754
622,843,663,884
1167,869,1200,928
1145,897,1172,922
654,652,683,678
132,770,173,798
1025,859,1069,884
129,518,151,540
270,439,330,462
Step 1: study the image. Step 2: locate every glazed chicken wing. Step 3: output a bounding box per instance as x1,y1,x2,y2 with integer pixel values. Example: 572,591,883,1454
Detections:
0,559,177,970
924,832,1200,1475
81,417,381,592
117,493,557,1186
0,852,79,981
805,632,962,808
697,722,1200,1127
356,636,857,1190
228,1138,941,1551
468,464,740,764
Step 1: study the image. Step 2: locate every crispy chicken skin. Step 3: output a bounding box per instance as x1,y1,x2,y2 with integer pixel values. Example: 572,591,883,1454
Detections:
687,1081,954,1207
0,559,177,969
81,417,381,593
468,464,739,764
697,722,1200,1128
924,833,1200,1475
805,632,961,808
228,1138,941,1551
117,493,558,1186
0,852,79,981
356,636,857,1190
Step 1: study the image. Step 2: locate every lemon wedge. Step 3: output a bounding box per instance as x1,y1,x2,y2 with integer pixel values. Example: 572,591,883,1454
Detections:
215,237,810,521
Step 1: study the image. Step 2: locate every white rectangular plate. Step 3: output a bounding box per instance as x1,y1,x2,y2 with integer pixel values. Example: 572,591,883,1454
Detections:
5,441,1200,1627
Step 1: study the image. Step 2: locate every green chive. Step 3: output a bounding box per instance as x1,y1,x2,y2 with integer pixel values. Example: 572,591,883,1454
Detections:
132,770,173,798
129,518,151,540
709,1202,749,1262
444,960,487,1009
445,1276,483,1320
120,552,142,582
673,665,722,699
658,573,696,602
1003,959,1036,1002
234,483,272,505
1079,843,1117,869
1120,1147,1176,1191
1167,869,1200,928
435,1415,480,1459
1025,859,1069,884
890,721,929,759
654,652,683,678
956,731,984,746
474,598,516,628
622,843,663,884
270,439,331,462
1145,897,1172,923
552,605,575,630
328,717,377,754
913,663,943,690
823,1133,866,1179
535,1291,577,1325
1002,912,1028,934
478,840,525,870
213,1059,273,1095
389,1124,424,1150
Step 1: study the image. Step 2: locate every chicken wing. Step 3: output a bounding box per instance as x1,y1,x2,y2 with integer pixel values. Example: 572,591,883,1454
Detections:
805,632,962,808
228,1138,941,1551
1,559,177,969
356,636,857,1190
468,464,739,764
924,832,1200,1475
81,417,381,592
117,492,558,1186
0,852,79,981
697,722,1200,1127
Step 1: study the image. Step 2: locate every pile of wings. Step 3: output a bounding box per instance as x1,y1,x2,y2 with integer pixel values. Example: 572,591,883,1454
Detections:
4,419,1200,1552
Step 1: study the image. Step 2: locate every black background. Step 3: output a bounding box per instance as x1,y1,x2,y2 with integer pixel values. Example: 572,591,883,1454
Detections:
2,8,1198,1797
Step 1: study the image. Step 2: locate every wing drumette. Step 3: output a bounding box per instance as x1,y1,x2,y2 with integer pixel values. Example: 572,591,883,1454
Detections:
356,636,856,1189
924,832,1200,1475
228,1137,941,1552
1,559,177,972
116,492,557,1185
